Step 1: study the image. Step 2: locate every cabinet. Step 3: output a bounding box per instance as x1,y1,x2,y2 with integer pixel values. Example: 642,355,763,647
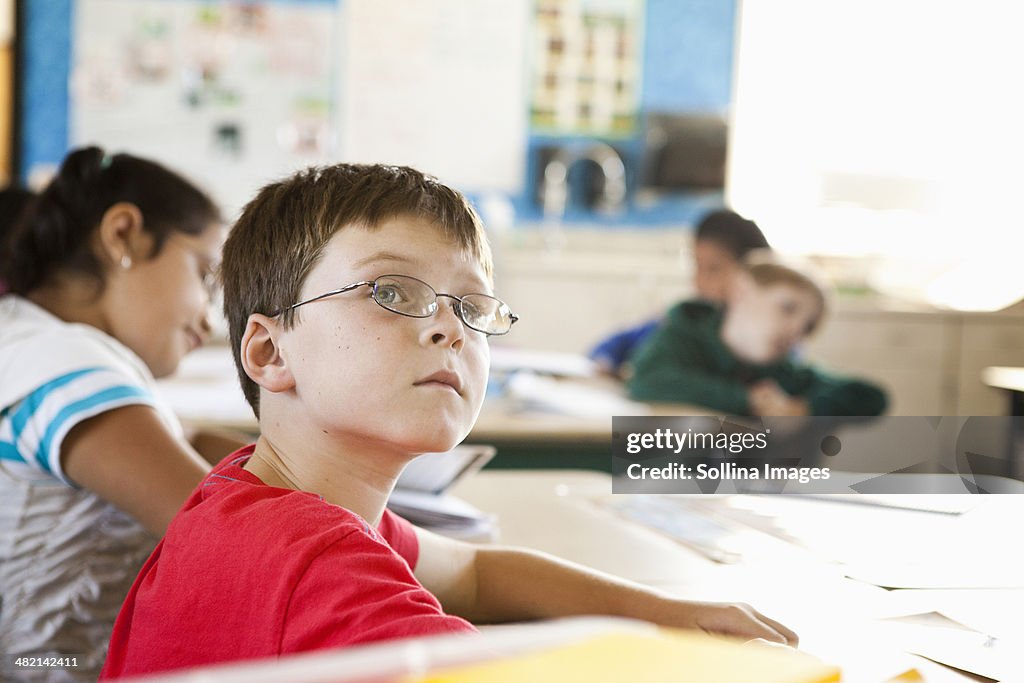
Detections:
801,313,959,415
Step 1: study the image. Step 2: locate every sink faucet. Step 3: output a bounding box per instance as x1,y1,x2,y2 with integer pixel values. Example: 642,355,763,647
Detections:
540,142,627,218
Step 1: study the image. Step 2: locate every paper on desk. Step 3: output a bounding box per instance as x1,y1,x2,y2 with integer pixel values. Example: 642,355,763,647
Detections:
721,496,1024,589
387,489,496,541
875,621,1023,681
397,446,496,495
504,372,649,418
883,589,1024,640
844,560,1024,590
795,494,975,515
489,347,597,378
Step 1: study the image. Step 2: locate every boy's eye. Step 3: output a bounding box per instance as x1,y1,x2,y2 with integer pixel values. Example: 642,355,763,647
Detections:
376,284,406,305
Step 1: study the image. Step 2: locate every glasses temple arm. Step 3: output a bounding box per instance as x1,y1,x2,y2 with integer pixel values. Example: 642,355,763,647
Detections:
270,281,373,317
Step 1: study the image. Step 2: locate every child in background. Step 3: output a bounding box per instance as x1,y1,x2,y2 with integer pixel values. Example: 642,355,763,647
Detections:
0,147,228,681
628,252,886,416
589,209,769,377
102,164,796,679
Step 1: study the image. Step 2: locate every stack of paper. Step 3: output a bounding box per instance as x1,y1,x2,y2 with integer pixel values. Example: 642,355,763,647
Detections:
396,446,495,495
388,447,497,541
386,488,496,541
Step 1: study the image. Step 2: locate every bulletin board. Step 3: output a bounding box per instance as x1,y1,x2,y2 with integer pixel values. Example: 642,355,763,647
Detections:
70,0,338,217
529,0,645,136
69,0,530,217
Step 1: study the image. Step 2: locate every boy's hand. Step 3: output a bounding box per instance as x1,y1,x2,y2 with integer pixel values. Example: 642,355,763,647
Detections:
748,381,809,417
656,599,799,645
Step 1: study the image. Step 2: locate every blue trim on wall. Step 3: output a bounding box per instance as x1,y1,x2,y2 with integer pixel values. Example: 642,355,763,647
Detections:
512,0,738,226
20,0,72,182
641,0,738,113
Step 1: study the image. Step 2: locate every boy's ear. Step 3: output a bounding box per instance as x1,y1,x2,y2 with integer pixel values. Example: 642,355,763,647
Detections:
96,202,148,267
240,314,295,394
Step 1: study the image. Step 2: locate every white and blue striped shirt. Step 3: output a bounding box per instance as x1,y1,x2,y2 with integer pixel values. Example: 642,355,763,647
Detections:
0,366,157,483
0,295,182,681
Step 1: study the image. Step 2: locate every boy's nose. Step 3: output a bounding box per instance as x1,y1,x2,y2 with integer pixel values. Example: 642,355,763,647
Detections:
423,299,465,350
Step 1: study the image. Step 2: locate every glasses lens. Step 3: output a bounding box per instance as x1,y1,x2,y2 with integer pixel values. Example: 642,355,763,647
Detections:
373,275,436,317
460,294,514,335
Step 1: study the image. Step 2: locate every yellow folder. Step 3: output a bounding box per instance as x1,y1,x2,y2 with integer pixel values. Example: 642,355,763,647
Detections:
419,629,842,683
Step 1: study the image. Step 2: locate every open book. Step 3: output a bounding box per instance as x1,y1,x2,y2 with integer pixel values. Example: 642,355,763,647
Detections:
388,445,497,540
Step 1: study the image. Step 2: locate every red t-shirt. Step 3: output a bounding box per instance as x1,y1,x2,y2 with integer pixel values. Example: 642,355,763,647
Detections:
101,446,476,679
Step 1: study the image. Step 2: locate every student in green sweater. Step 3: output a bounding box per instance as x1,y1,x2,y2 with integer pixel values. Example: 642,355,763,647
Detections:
628,254,887,416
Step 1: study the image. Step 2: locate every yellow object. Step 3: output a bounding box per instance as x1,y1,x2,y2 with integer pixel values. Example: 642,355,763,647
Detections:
419,630,841,683
885,670,924,682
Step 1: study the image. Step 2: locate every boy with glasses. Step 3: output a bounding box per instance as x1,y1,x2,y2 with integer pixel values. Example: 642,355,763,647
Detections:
102,164,795,678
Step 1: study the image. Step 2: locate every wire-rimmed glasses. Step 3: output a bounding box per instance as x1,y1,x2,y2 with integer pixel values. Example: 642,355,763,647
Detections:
271,274,518,336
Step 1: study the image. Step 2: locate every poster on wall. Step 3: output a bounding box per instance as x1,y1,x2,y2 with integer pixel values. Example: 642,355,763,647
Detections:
340,0,529,194
71,0,530,209
529,0,644,136
70,0,338,218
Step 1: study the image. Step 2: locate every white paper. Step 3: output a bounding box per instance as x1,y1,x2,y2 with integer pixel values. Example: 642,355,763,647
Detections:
504,372,650,418
489,346,598,378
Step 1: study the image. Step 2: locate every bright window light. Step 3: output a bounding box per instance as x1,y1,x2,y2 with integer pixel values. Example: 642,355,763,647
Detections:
727,0,1024,309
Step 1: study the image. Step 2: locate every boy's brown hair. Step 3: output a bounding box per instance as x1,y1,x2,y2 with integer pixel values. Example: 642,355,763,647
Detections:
742,250,828,334
220,163,493,417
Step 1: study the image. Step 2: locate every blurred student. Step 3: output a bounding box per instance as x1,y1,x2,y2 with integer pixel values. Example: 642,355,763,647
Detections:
102,163,796,679
0,147,229,680
589,209,769,377
0,186,37,294
628,252,886,416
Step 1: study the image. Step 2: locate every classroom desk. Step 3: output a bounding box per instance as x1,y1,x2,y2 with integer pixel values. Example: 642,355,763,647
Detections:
467,397,713,471
450,469,1017,682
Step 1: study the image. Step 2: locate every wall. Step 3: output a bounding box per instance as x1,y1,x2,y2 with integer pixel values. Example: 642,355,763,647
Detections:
17,0,738,229
17,0,70,183
0,0,17,182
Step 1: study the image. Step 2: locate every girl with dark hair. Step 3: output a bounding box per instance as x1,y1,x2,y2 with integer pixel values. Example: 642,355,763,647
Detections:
0,147,228,680
0,185,37,294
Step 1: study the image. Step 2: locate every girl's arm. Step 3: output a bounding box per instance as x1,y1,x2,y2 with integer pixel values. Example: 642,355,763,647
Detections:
61,405,210,535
